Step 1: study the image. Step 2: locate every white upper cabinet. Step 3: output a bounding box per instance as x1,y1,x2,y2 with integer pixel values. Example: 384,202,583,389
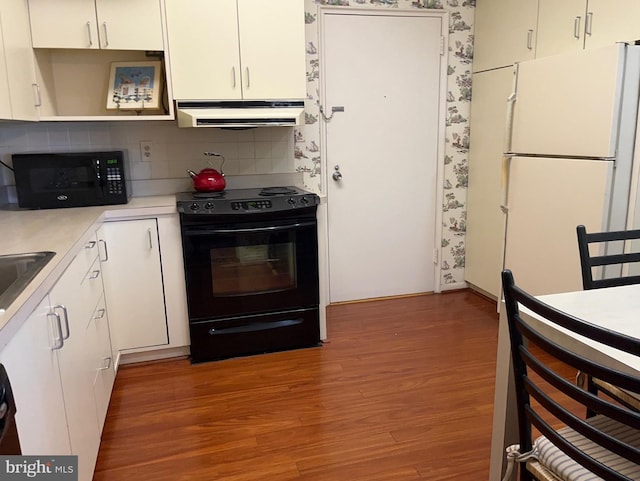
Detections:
165,0,240,100
236,0,306,100
28,0,164,50
472,0,539,73
536,0,640,58
0,0,38,121
166,0,305,101
536,0,588,58
584,0,640,50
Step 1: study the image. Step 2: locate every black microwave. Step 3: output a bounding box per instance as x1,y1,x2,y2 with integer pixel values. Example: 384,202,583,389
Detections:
12,151,128,209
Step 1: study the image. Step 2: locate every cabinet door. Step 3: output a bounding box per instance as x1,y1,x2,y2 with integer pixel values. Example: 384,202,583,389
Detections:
165,0,241,100
472,0,538,73
584,0,640,50
28,0,99,49
0,295,72,456
536,0,588,58
94,0,163,51
0,0,38,120
100,219,169,352
237,0,306,100
0,8,11,118
465,67,514,298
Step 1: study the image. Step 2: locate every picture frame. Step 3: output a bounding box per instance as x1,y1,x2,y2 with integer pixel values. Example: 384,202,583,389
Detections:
106,61,162,110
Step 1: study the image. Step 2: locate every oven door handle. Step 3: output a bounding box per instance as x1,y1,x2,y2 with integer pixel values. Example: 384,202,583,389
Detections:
208,318,303,335
185,221,316,236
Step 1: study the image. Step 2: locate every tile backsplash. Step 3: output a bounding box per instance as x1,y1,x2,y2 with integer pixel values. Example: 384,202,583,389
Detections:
0,120,298,202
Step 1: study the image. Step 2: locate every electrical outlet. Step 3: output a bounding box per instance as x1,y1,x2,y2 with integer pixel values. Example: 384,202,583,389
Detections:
140,141,153,162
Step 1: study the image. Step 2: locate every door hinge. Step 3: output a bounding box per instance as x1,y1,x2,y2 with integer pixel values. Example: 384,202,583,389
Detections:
433,248,439,265
439,36,445,56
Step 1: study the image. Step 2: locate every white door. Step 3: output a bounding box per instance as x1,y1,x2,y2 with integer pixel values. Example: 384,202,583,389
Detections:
322,11,445,303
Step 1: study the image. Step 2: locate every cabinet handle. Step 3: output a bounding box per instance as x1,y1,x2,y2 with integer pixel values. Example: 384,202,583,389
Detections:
87,270,100,280
54,305,70,340
245,67,250,88
147,228,153,250
32,84,42,107
585,12,593,36
85,240,97,250
99,239,109,262
99,357,112,371
231,67,236,89
526,29,533,50
86,21,93,47
102,22,109,47
93,308,106,320
47,312,64,350
573,16,582,39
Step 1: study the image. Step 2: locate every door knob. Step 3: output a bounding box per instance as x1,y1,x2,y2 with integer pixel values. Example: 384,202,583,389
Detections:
332,165,342,181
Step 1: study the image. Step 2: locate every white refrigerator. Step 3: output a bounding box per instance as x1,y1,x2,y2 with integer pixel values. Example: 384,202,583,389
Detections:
502,43,640,296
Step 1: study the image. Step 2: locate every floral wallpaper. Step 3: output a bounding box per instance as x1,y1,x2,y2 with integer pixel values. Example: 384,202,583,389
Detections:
298,0,475,289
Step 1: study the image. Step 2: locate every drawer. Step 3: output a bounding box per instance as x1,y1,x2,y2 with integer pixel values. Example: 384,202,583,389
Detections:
73,233,100,281
90,295,114,432
80,257,104,323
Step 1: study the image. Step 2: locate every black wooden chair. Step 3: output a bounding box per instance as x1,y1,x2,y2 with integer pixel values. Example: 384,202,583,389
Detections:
576,224,640,290
501,269,640,481
576,224,640,412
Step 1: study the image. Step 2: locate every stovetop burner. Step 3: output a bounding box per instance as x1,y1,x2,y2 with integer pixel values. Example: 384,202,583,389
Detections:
192,191,226,199
259,186,298,196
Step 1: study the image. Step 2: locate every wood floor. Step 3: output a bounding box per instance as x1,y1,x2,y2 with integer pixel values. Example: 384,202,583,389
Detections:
93,290,499,481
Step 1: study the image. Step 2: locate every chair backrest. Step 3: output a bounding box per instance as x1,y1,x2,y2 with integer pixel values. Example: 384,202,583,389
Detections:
576,224,640,290
501,269,640,481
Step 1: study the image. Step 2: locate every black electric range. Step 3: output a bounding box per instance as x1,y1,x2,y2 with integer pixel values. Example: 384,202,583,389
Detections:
177,186,321,363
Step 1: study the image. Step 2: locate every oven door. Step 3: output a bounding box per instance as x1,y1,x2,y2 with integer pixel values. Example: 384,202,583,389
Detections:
181,216,319,321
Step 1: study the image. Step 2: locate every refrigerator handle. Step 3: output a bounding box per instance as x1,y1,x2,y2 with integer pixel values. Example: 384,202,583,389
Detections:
504,64,519,154
500,156,513,214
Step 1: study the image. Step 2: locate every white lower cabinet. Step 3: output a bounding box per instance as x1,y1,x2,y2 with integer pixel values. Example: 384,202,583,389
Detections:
98,218,169,358
0,235,114,481
0,295,72,456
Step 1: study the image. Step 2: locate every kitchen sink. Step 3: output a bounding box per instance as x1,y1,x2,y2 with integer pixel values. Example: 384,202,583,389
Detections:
0,252,55,312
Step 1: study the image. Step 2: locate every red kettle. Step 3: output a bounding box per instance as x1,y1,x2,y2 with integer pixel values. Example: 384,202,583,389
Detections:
187,152,226,192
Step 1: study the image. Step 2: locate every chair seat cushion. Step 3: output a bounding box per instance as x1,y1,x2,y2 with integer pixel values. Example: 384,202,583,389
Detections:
534,415,640,481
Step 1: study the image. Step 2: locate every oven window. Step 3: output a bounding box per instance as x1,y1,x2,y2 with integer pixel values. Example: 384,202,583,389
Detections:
210,239,297,296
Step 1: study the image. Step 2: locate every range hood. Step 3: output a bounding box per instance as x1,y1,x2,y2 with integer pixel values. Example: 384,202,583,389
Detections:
176,100,305,128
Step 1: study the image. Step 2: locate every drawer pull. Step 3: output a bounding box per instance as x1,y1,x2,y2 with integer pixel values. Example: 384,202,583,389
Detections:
87,270,100,280
85,241,97,249
93,308,106,320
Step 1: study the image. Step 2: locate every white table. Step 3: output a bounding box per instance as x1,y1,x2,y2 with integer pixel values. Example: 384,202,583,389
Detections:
488,284,640,481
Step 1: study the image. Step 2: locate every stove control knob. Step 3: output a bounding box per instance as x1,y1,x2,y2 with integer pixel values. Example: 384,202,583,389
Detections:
204,202,214,210
300,196,309,204
190,202,200,211
287,197,296,205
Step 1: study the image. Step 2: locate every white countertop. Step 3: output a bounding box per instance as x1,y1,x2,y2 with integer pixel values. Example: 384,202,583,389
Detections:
0,195,177,346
